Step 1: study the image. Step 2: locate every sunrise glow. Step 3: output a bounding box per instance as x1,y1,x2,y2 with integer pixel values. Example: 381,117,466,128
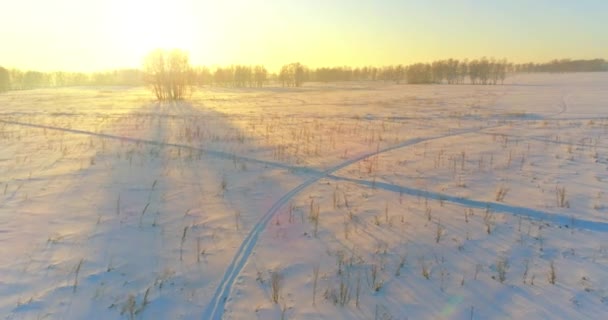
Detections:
1,0,606,71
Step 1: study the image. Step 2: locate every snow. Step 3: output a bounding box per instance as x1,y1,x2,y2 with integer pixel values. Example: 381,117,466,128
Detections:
1,73,608,319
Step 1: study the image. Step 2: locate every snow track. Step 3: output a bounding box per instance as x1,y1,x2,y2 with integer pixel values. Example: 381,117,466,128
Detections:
203,93,600,319
329,175,608,232
0,119,318,176
202,125,494,320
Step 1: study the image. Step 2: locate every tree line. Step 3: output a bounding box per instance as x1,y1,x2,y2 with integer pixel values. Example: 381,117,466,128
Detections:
1,56,606,95
513,59,608,73
308,58,509,85
0,67,142,91
188,57,606,88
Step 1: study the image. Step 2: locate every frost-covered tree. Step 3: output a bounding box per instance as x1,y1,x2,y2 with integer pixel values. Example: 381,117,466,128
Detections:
143,49,193,100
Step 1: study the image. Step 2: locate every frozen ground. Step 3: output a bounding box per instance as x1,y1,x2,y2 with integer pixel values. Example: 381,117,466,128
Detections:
1,73,607,319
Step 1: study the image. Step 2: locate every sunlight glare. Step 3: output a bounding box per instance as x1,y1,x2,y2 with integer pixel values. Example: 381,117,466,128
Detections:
113,0,201,55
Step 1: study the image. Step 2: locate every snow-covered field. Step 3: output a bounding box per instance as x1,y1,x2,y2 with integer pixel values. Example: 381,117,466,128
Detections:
1,73,608,320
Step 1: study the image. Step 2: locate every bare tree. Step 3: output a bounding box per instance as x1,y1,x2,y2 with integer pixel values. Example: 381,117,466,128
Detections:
143,49,193,100
0,66,9,92
515,59,607,72
406,63,432,84
23,71,45,89
279,62,307,87
213,67,232,86
253,65,267,87
192,66,213,86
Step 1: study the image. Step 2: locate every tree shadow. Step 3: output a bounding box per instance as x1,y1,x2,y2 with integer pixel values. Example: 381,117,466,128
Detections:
3,98,312,319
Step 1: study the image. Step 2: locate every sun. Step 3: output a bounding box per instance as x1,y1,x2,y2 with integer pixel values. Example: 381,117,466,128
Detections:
111,0,200,57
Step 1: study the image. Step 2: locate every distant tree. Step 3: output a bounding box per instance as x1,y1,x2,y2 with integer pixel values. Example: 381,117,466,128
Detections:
468,59,480,84
8,69,24,90
92,71,113,85
444,59,458,84
253,65,267,87
405,63,432,84
192,67,213,86
52,71,67,86
431,60,447,83
293,63,306,87
143,49,193,100
116,69,144,86
23,71,45,89
233,65,253,87
88,69,142,86
279,65,289,86
482,58,492,85
69,72,90,86
490,58,508,85
279,62,306,87
514,59,607,73
0,66,9,92
393,65,405,84
314,67,352,82
213,67,231,86
378,66,392,82
379,65,398,83
457,59,468,84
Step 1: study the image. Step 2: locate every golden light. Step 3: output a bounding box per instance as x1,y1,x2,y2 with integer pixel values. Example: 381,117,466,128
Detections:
110,0,204,56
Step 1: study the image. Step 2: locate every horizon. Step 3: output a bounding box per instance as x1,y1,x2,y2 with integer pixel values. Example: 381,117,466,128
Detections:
1,1,607,72
2,57,607,75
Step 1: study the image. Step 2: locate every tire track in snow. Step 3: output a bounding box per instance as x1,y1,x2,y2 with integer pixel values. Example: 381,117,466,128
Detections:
0,119,319,176
328,175,608,232
477,131,608,151
203,94,580,318
202,125,491,320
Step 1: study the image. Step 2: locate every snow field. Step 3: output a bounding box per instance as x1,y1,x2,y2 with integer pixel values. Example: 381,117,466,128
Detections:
1,73,607,319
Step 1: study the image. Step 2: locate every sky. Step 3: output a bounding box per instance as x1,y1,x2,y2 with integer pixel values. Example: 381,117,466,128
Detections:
1,0,607,72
